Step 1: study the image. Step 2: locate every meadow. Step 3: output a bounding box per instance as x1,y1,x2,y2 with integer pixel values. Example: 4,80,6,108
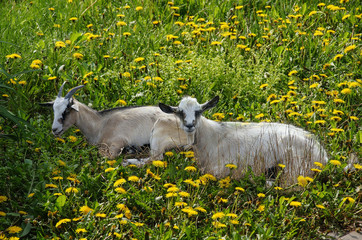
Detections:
0,0,361,239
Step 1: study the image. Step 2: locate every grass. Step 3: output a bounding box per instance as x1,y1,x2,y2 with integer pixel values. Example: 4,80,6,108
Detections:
0,0,361,239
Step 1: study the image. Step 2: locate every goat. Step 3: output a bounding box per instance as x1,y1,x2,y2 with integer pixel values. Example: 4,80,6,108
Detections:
40,82,185,159
159,96,329,186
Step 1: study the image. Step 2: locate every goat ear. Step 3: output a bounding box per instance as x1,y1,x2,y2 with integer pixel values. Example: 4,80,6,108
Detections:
71,102,80,112
159,103,177,114
201,96,219,112
39,102,54,107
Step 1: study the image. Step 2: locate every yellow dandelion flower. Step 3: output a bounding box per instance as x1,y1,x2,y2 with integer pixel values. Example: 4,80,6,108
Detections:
105,167,115,173
76,228,87,233
340,88,352,94
128,176,140,182
225,163,237,169
353,164,361,170
297,176,308,187
212,212,225,219
45,184,58,188
114,178,126,187
255,113,264,119
257,205,265,212
314,162,324,168
134,57,145,62
152,160,167,168
55,218,71,228
290,201,302,207
65,187,79,194
316,204,325,209
259,83,268,89
257,193,266,198
274,186,283,190
311,168,322,173
194,206,207,213
135,6,143,11
7,226,22,234
73,53,84,60
211,41,221,46
166,192,178,198
179,191,190,197
343,197,355,204
288,70,298,76
165,151,174,157
184,166,197,172
0,196,8,203
333,54,343,61
95,213,107,218
0,211,6,216
235,187,245,192
330,160,341,166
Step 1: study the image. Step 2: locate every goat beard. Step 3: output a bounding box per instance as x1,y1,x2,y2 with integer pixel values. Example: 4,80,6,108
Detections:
186,132,195,148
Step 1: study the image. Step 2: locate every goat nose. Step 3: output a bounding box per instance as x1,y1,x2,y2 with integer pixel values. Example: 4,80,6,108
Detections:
185,124,193,129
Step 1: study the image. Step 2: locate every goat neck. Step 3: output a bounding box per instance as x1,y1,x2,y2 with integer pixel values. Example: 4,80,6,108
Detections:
73,99,102,144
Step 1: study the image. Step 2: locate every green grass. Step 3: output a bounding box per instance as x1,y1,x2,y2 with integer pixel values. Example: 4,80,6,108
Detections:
0,0,361,239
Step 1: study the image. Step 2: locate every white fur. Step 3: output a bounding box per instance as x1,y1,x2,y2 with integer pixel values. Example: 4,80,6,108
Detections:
49,96,180,159
163,97,329,186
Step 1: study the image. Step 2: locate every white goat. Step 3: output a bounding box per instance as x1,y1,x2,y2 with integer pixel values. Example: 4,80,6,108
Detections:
159,96,329,186
41,82,185,159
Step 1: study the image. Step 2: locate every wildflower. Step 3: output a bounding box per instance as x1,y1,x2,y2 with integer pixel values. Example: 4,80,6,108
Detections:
218,176,231,188
55,41,66,48
114,178,126,187
257,205,265,212
257,193,266,198
69,17,78,21
297,176,308,187
181,207,198,217
135,6,143,11
179,191,190,197
165,151,173,157
343,197,355,204
0,211,6,216
314,120,326,124
288,70,298,76
175,202,188,207
7,226,22,234
152,160,167,168
73,53,84,60
259,83,268,89
311,168,322,173
6,53,22,59
166,192,178,198
353,164,361,170
80,205,93,215
128,176,140,182
343,45,356,54
333,54,343,61
330,160,341,166
55,218,71,228
235,187,245,192
212,221,227,228
195,206,207,213
255,113,264,119
212,212,225,219
117,21,127,26
28,193,35,198
45,184,58,188
235,5,244,10
118,100,127,106
225,163,237,169
65,187,79,194
76,228,87,233
274,186,283,190
211,41,221,46
212,113,225,120
105,167,115,172
153,76,163,81
350,116,359,121
230,219,240,224
68,136,77,142
316,204,325,209
184,166,197,172
95,213,107,218
290,201,302,207
134,57,145,63
340,88,352,94
314,162,324,168
278,164,286,169
18,211,27,215
218,198,228,203
0,196,8,203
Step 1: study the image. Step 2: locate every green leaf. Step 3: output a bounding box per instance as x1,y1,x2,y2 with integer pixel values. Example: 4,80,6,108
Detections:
56,195,67,208
20,222,32,237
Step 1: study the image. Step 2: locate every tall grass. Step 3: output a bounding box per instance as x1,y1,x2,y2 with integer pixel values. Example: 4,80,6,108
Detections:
0,0,361,239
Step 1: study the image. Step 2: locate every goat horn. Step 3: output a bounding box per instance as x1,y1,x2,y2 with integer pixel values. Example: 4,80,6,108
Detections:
57,81,67,97
64,85,85,99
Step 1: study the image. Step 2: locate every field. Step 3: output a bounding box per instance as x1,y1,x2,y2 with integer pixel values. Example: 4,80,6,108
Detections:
0,0,361,239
